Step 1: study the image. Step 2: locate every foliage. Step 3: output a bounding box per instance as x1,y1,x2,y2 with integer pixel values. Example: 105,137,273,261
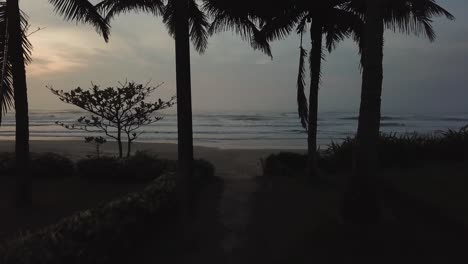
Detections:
0,173,177,264
263,126,468,177
0,152,74,179
0,2,32,122
120,151,170,182
0,152,15,176
76,151,171,182
192,158,216,185
49,81,175,158
76,156,120,180
0,0,111,123
85,136,107,157
30,153,75,179
97,0,209,53
262,152,307,178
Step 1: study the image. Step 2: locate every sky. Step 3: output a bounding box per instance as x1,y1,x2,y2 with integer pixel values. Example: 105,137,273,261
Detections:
19,0,468,114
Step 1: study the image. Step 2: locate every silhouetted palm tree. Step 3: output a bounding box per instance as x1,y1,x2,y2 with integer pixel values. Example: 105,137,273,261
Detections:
342,0,454,224
0,0,109,207
262,1,362,178
97,0,209,197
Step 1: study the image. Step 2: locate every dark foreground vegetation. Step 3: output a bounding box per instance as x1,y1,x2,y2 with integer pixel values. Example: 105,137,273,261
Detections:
257,128,468,262
264,126,468,177
0,151,218,263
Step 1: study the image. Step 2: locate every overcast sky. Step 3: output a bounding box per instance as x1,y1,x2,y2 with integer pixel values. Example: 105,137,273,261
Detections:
20,0,468,114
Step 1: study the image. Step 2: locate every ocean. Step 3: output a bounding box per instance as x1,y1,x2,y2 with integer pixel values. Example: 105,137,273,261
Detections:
1,110,468,149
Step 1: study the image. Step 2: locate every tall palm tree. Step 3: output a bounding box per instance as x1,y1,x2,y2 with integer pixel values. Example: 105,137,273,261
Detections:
343,0,454,224
96,0,209,189
0,0,109,207
204,0,363,178
262,1,363,178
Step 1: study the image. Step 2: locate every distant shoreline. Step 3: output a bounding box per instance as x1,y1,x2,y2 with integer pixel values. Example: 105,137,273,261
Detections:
0,138,308,151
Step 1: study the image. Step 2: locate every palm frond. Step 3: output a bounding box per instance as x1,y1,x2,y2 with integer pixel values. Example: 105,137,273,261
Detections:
97,0,164,22
386,0,454,42
0,3,32,124
188,0,209,53
164,0,209,54
163,0,210,54
49,0,111,42
344,0,454,43
324,7,362,52
297,33,308,130
203,0,271,56
260,9,306,42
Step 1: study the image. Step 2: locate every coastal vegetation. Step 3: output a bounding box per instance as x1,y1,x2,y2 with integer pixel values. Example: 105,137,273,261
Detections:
49,81,175,158
263,125,468,178
0,0,464,262
0,0,110,207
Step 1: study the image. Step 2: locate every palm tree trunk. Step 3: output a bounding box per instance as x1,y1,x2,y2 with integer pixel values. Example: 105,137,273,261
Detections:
7,0,31,207
306,20,323,179
344,0,384,225
174,0,193,216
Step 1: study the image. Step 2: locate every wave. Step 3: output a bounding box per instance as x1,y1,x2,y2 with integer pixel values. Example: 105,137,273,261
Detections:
381,122,406,127
340,116,403,121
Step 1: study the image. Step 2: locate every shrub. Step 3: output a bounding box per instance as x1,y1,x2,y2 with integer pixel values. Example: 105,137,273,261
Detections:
0,153,74,179
263,126,468,177
192,159,216,185
31,153,75,179
120,151,169,182
262,152,307,178
76,156,121,181
0,152,15,176
0,173,177,264
77,151,172,182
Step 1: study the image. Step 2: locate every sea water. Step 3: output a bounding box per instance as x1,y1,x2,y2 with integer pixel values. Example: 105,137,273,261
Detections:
1,110,467,149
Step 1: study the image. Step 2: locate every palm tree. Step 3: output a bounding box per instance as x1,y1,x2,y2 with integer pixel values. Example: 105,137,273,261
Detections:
96,0,209,189
264,1,363,179
342,0,454,224
0,0,109,207
204,0,363,178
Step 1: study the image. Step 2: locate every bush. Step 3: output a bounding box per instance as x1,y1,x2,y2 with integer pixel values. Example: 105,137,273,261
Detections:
76,156,121,181
192,159,216,185
77,151,172,182
120,151,171,182
0,153,74,179
0,173,177,264
262,152,307,178
0,152,15,176
31,153,75,179
263,126,468,177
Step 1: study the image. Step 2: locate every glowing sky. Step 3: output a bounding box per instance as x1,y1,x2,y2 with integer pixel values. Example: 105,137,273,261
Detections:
20,0,468,113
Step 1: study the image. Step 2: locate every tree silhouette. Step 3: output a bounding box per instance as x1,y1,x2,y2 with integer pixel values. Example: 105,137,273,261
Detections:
342,0,454,225
255,1,362,178
97,0,209,191
0,0,109,207
50,82,175,158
